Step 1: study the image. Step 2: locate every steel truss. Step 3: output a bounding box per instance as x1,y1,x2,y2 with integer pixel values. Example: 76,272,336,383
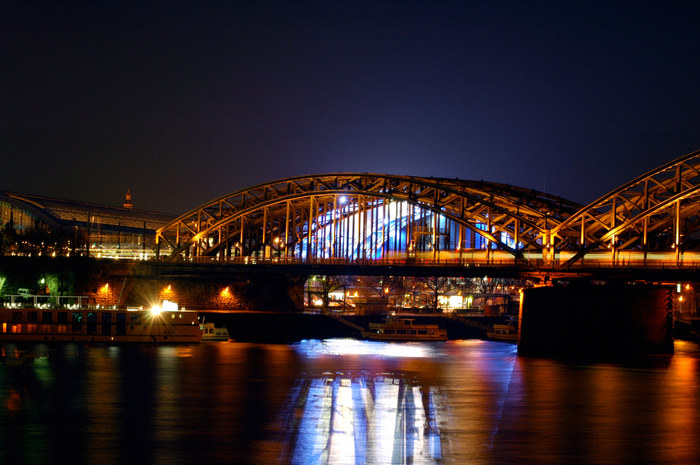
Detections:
551,149,700,265
156,174,581,262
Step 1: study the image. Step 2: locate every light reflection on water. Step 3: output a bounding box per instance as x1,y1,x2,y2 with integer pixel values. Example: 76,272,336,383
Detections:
295,338,440,359
286,338,516,465
0,339,699,464
281,373,444,465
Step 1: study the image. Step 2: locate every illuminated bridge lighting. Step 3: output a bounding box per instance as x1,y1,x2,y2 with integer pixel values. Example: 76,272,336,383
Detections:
155,152,700,268
157,174,538,264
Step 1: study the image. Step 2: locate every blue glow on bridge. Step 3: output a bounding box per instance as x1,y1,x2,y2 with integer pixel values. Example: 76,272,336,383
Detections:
291,200,521,261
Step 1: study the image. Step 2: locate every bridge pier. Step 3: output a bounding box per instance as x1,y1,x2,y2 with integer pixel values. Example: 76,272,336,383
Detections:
518,283,674,357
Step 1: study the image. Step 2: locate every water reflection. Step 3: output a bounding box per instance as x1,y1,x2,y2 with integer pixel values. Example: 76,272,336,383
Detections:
0,340,699,464
286,339,448,464
281,373,443,464
282,338,518,465
296,338,440,359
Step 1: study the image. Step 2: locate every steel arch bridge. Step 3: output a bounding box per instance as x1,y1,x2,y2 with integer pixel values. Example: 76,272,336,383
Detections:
155,150,700,268
550,148,700,266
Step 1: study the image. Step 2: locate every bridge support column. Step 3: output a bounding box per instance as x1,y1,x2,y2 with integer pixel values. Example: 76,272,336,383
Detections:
518,283,674,357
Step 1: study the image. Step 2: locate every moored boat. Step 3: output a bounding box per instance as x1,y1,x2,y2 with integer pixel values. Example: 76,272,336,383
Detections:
200,322,229,341
362,315,448,341
486,324,519,342
0,305,203,343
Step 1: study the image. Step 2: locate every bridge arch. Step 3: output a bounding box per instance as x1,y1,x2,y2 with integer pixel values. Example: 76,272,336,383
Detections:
551,149,700,265
156,173,581,263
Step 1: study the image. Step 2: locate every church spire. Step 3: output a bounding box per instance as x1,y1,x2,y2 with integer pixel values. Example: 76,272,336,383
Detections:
123,189,133,209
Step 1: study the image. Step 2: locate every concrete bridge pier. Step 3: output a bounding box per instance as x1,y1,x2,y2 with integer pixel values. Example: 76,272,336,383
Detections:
518,283,674,357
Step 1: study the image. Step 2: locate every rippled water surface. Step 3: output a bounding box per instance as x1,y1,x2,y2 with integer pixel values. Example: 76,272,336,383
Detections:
1,339,699,464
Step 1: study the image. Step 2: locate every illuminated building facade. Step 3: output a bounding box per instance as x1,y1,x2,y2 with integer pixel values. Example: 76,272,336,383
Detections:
0,191,174,259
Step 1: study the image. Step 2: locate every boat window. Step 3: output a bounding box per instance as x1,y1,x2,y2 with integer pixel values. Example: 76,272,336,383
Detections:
42,311,53,323
12,312,22,323
102,313,112,336
87,312,97,334
418,330,427,334
72,312,83,332
116,313,126,336
57,312,68,324
27,311,38,323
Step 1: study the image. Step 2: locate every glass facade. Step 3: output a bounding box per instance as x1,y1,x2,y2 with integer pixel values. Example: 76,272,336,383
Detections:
0,192,174,259
0,200,35,232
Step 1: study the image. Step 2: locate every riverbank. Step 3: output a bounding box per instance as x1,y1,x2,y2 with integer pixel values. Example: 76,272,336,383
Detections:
198,311,508,342
199,311,700,345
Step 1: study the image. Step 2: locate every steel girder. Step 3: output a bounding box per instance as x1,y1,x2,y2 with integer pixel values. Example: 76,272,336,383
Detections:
551,149,700,264
156,174,581,262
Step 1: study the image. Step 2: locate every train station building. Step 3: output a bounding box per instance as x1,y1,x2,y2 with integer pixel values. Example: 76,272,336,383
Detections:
0,190,174,259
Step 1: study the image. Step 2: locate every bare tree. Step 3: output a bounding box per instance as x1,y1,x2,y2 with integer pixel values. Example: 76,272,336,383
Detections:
308,275,347,312
356,275,404,304
418,276,452,311
470,277,528,295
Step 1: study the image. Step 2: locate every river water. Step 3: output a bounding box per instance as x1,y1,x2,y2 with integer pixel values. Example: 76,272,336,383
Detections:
1,338,699,465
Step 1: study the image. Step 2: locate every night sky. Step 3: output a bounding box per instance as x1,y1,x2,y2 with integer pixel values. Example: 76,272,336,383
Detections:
3,1,700,214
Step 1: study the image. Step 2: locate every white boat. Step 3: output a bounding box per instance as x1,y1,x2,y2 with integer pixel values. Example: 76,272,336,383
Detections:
200,322,229,341
486,324,519,342
362,315,448,341
0,306,203,343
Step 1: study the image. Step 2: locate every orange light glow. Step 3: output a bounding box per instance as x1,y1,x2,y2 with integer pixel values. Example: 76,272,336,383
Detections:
99,283,110,295
160,285,174,299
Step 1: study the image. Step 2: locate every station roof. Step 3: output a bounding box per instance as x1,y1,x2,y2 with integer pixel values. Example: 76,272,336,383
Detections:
0,191,175,233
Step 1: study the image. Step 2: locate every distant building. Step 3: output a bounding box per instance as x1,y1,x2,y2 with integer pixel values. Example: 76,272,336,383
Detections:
0,191,174,259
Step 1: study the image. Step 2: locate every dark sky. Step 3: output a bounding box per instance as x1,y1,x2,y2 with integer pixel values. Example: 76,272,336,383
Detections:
3,1,700,214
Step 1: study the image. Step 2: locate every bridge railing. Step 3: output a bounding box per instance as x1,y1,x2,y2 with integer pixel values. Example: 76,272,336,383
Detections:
169,255,700,271
179,256,527,267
